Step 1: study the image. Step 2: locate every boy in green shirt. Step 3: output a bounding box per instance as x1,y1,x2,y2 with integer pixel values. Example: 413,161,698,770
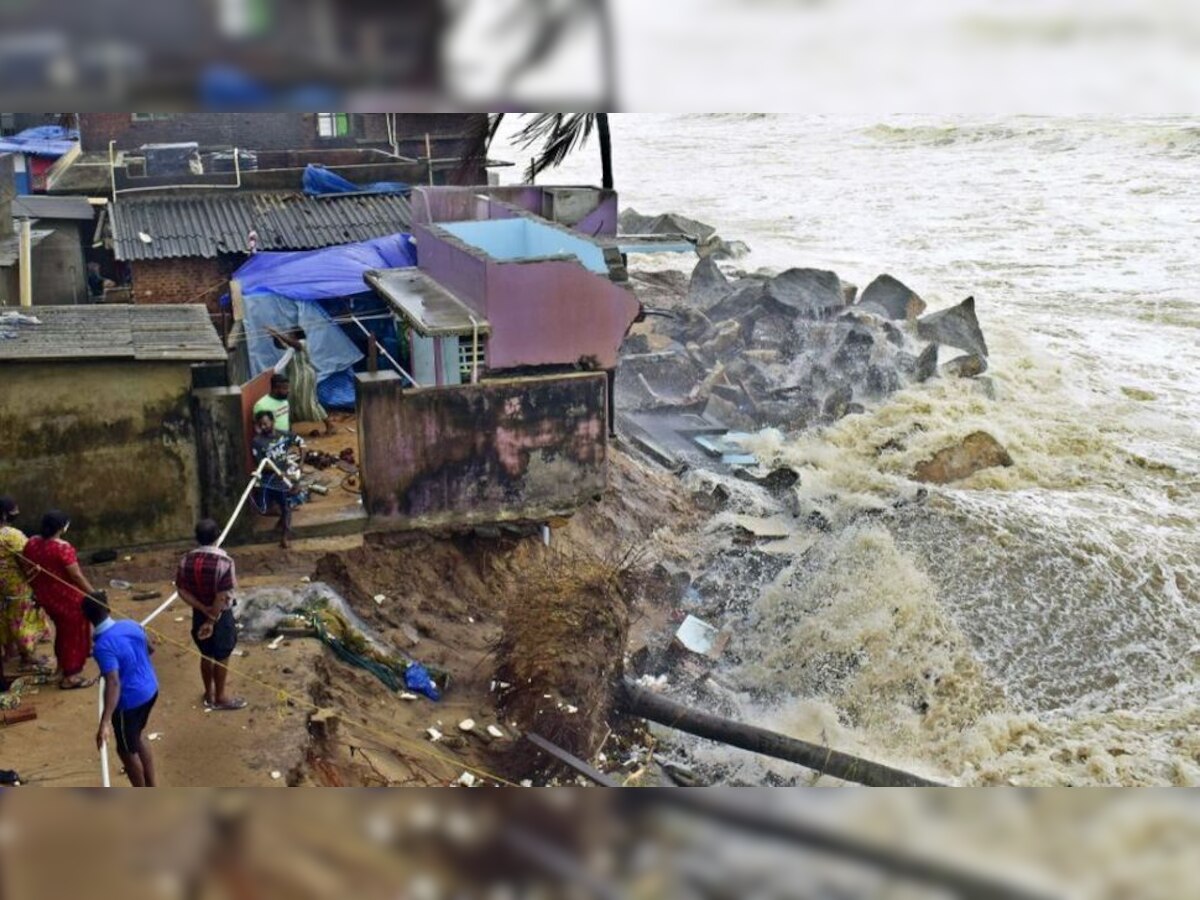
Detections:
252,374,291,433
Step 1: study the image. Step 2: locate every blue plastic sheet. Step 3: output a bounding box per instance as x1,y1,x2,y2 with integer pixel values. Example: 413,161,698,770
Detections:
302,163,409,197
404,663,441,701
232,234,417,302
316,370,357,411
0,124,78,158
230,235,418,388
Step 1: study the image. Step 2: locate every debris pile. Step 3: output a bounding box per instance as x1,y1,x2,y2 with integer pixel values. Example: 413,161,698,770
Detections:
493,550,632,778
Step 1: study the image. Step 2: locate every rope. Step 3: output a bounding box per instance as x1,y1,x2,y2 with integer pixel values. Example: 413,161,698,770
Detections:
0,490,518,788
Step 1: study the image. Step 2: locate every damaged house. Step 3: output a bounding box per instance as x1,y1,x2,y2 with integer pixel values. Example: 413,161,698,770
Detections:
197,184,659,538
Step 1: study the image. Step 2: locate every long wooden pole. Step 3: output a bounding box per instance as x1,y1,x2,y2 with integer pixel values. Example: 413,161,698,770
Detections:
620,680,943,787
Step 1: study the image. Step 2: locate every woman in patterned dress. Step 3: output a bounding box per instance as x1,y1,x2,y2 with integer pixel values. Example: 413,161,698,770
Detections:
0,497,51,673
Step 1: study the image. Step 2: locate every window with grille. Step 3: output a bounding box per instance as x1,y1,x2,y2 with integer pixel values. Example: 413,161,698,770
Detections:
316,113,351,138
458,336,486,381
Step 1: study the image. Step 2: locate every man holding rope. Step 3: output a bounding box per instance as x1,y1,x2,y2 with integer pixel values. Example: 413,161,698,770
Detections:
87,595,159,787
175,520,246,712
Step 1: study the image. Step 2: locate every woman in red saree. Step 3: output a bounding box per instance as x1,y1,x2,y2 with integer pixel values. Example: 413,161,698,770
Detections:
23,511,99,689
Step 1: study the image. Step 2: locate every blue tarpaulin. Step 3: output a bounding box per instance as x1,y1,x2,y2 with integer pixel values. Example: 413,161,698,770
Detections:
0,125,79,158
302,164,409,197
229,234,417,406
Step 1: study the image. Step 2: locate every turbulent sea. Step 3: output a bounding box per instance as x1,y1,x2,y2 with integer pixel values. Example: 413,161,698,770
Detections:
500,114,1200,786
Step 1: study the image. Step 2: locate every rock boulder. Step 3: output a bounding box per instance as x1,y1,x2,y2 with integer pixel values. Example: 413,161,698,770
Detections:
688,256,730,307
859,274,927,320
912,431,1013,484
620,208,718,244
914,344,939,382
763,268,846,319
941,354,988,378
917,296,989,359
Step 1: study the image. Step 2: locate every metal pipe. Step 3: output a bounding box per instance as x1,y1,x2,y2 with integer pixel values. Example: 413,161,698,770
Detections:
425,133,434,186
17,219,32,307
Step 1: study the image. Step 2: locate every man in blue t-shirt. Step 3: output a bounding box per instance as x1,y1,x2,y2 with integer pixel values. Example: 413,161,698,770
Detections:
85,596,159,787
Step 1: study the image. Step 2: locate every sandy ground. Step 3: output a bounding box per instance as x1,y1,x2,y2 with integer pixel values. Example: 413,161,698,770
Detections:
0,449,701,788
0,538,351,788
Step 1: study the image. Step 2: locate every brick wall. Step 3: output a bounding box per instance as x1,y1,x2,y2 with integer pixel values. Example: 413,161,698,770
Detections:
130,257,236,313
80,113,485,154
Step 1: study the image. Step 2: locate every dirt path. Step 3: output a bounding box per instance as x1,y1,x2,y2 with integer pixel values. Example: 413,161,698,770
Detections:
1,450,702,788
0,538,353,788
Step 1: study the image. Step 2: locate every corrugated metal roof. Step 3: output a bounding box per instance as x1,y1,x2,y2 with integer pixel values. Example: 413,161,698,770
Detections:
110,191,412,261
11,195,95,221
0,304,227,362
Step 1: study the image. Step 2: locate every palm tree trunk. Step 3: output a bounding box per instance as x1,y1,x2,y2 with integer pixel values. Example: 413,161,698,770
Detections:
597,113,614,190
595,0,618,107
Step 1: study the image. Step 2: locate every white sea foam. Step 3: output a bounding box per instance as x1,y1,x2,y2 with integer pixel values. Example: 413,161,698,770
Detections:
497,114,1200,785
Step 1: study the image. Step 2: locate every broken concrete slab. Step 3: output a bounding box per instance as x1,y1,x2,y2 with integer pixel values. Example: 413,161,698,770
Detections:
859,274,928,320
699,319,745,359
917,296,989,359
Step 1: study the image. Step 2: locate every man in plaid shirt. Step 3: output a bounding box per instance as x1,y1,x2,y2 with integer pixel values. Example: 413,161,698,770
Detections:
175,520,246,711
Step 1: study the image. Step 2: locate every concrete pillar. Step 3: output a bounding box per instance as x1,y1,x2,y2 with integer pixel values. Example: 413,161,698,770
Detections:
355,370,402,518
192,386,254,542
18,219,32,307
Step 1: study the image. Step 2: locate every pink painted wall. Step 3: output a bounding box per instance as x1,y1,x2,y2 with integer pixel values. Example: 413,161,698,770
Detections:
356,370,608,527
575,195,619,237
414,216,641,372
411,186,617,236
411,222,488,315
484,259,641,370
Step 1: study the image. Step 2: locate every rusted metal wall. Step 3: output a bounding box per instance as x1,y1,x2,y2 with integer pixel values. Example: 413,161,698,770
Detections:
356,371,608,528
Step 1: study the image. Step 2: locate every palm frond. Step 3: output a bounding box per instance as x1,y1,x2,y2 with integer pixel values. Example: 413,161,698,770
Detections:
513,113,597,182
